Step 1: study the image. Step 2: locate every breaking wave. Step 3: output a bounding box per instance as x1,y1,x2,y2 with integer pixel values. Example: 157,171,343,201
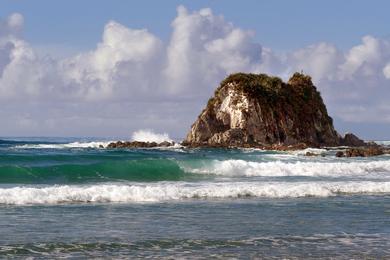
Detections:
14,141,113,149
1,157,390,184
132,129,172,143
189,159,390,177
0,181,389,205
290,148,328,156
0,159,186,184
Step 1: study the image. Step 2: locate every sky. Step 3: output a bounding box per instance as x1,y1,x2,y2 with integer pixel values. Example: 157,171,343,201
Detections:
0,0,390,140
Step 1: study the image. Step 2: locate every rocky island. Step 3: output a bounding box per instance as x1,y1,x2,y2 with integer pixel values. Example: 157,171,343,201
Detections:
107,72,388,157
182,72,386,155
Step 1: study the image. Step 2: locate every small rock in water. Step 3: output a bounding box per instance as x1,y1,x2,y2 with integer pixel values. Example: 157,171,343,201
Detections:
305,152,317,156
336,146,388,157
107,140,174,148
159,141,173,147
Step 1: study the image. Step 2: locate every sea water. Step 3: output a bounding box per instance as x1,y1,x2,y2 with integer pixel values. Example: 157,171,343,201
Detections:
0,137,389,258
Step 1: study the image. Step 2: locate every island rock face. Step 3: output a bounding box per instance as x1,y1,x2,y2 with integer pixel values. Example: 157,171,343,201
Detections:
183,73,344,148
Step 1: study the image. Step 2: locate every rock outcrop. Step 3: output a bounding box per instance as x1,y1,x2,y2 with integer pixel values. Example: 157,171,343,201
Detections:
339,133,366,147
183,72,362,148
336,146,389,157
107,141,174,148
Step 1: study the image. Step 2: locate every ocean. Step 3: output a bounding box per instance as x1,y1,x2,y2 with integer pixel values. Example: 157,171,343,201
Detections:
0,137,389,258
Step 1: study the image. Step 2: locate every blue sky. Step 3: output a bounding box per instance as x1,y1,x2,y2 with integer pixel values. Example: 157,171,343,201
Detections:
0,1,390,139
2,0,389,52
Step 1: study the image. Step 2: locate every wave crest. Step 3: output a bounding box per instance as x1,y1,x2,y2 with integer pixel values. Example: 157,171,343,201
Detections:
0,181,389,205
14,141,113,149
188,159,390,177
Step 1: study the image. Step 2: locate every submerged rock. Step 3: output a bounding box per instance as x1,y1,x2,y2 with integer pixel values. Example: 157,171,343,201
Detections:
305,152,318,157
159,141,173,147
183,72,343,148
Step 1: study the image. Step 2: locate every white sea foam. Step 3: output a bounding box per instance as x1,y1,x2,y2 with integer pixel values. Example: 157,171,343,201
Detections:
132,129,172,143
290,148,328,156
0,181,389,205
15,141,113,149
187,159,390,177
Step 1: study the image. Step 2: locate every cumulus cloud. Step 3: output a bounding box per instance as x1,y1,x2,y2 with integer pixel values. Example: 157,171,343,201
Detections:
0,12,23,36
163,6,265,95
6,13,24,31
383,63,390,79
61,21,163,100
340,36,390,79
0,6,275,101
288,42,342,82
0,7,390,138
0,14,57,99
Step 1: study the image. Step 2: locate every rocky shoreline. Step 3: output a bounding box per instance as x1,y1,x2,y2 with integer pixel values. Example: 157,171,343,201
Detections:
107,141,175,148
336,145,390,157
105,140,390,158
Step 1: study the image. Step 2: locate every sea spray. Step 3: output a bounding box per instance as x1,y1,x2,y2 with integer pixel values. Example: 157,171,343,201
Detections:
132,129,172,143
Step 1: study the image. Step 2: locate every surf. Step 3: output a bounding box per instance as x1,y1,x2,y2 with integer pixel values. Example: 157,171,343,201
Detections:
187,159,390,178
0,181,389,205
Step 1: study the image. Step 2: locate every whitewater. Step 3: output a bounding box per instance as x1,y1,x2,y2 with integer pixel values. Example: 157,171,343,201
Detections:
1,181,389,205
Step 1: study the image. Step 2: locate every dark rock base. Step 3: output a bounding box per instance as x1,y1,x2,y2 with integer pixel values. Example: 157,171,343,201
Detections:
336,146,390,157
107,141,174,148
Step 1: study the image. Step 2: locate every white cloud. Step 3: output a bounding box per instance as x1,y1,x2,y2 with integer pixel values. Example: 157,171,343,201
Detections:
0,32,54,98
383,63,390,79
163,6,265,95
60,21,162,100
339,36,390,79
0,13,23,37
7,13,23,31
288,42,342,82
1,8,390,138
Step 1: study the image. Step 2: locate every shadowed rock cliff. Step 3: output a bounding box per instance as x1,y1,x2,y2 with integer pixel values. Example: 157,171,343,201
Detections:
183,72,357,148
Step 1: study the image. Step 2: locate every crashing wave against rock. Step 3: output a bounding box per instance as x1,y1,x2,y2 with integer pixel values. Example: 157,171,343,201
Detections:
183,72,367,149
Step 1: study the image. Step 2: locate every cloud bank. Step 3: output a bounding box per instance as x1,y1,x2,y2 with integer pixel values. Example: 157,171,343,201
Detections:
1,6,390,138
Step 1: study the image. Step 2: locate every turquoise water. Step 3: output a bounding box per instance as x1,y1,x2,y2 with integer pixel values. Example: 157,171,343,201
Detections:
0,137,389,258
